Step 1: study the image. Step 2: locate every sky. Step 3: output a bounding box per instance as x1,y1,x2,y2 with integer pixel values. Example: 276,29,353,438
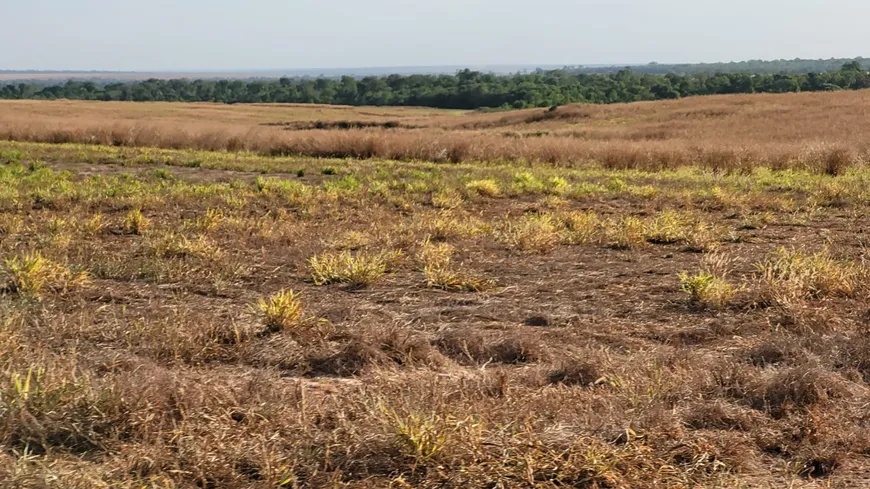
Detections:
2,0,869,71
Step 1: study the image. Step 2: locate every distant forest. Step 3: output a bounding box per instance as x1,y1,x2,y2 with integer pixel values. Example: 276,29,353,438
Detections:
3,59,870,109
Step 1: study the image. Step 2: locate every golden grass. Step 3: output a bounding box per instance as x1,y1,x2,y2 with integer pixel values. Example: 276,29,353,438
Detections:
257,289,303,333
4,90,870,171
4,97,870,486
309,250,390,287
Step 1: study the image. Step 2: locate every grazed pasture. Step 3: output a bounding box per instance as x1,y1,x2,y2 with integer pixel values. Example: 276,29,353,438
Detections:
3,92,870,487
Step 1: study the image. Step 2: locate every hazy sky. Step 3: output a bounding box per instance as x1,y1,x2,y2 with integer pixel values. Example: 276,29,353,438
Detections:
3,0,868,71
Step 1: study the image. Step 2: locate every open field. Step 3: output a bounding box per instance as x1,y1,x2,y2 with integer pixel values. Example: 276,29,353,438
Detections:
3,92,870,487
4,90,870,172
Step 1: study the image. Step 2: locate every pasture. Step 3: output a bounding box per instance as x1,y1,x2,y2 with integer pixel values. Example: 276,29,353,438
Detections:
2,91,870,487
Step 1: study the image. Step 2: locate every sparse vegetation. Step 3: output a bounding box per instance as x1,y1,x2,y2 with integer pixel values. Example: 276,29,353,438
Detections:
418,240,494,292
757,247,859,301
2,93,870,487
499,214,561,253
1,251,87,297
465,179,501,197
122,208,149,235
309,250,389,287
679,253,738,310
257,289,303,333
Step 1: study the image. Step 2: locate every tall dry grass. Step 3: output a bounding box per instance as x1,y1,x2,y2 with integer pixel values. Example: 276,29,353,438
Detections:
4,90,870,171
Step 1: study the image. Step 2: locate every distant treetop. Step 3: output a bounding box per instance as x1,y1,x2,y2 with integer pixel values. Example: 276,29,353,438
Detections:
3,57,870,109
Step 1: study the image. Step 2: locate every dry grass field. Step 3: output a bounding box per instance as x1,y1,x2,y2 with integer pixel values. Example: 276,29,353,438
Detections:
3,91,870,487
3,90,870,171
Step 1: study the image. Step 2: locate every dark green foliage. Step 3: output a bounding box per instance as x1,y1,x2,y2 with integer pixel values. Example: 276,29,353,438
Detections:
4,60,870,109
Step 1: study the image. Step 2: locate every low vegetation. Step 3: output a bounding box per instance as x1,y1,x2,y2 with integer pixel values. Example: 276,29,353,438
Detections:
2,92,870,487
257,289,303,333
5,89,870,173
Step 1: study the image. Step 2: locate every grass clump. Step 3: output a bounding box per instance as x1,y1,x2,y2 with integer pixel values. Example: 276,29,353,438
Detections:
152,167,174,180
511,172,544,194
679,254,737,310
431,189,464,209
547,176,571,195
499,214,561,253
310,250,388,287
645,209,694,244
151,232,223,260
2,252,88,297
0,215,23,240
257,289,303,333
606,216,648,250
560,211,601,245
465,179,501,197
757,247,858,301
424,264,494,292
417,239,454,269
418,239,494,292
422,212,482,241
645,209,721,251
680,272,736,310
682,222,722,252
83,213,105,235
123,208,149,235
381,409,475,464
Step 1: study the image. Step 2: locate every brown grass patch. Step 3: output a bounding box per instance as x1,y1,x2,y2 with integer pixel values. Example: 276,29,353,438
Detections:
6,91,870,171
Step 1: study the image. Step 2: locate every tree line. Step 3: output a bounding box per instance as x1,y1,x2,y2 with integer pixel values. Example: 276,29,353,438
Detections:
2,62,869,110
